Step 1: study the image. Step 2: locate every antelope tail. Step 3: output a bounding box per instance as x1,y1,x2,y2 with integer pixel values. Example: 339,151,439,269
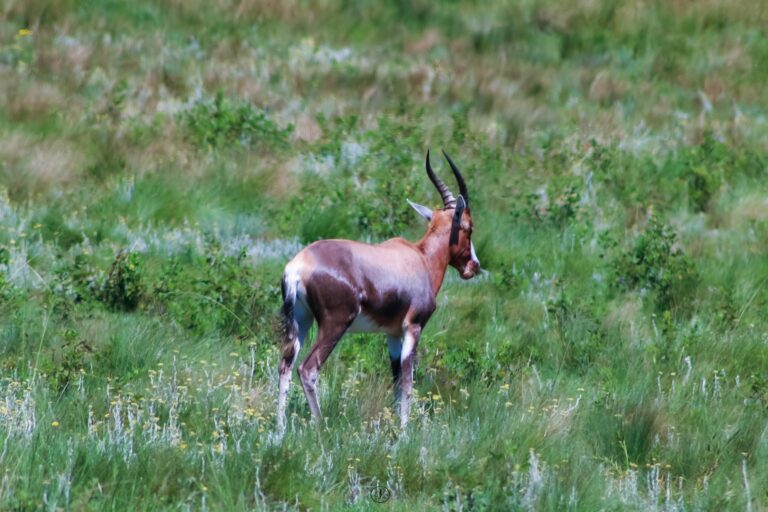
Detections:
280,275,298,340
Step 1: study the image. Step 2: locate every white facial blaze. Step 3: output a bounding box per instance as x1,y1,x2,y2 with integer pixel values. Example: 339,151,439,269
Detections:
470,241,480,266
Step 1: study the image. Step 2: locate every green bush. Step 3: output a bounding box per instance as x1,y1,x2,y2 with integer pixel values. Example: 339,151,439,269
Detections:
49,253,100,313
666,132,730,213
101,252,145,312
521,182,583,228
42,328,94,391
611,217,698,312
151,248,279,338
180,91,292,152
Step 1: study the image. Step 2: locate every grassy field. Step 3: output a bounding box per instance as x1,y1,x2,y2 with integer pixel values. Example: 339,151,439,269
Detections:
1,0,768,509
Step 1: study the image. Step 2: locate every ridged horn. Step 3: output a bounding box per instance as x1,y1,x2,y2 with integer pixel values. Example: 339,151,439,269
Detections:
426,149,456,208
442,150,468,207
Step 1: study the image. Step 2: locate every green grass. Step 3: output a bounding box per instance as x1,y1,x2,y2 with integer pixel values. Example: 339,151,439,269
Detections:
0,0,768,509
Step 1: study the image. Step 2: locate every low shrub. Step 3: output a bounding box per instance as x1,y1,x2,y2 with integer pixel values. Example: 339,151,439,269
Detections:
180,91,292,152
101,252,144,312
610,217,698,312
152,247,279,338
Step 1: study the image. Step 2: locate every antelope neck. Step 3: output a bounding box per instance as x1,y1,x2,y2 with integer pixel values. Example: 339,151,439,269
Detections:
417,225,452,296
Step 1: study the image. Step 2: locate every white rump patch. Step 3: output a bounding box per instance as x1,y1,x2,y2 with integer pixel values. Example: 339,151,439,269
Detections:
283,259,307,305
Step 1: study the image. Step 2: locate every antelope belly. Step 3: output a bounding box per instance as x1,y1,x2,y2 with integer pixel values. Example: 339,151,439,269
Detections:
347,313,388,334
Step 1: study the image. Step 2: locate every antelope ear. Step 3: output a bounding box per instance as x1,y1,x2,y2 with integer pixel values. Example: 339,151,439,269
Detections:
407,199,433,221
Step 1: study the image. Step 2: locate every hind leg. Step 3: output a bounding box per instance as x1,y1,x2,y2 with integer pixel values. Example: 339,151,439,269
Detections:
298,320,350,420
277,301,312,433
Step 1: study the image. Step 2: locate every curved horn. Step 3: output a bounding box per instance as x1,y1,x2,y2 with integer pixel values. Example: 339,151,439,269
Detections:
449,195,466,246
426,149,456,208
442,150,468,206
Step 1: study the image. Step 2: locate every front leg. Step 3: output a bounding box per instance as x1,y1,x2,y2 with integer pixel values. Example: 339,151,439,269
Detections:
387,335,403,403
398,324,421,428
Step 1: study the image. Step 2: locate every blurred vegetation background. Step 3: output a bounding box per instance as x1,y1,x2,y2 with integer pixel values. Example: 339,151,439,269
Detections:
1,0,768,509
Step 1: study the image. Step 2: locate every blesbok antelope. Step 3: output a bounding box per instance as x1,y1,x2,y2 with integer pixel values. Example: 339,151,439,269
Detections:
277,150,480,431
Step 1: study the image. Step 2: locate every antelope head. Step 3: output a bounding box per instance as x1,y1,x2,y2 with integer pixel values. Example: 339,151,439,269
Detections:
408,150,481,280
